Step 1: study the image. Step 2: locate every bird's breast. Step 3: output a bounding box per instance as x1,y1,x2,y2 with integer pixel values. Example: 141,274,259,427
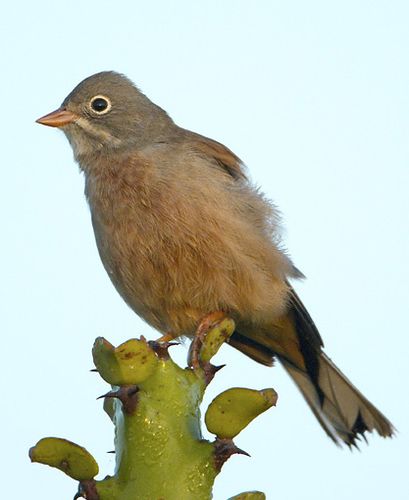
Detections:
85,166,176,332
83,152,293,337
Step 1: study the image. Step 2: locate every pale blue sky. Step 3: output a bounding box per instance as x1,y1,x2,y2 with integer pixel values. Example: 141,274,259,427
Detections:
1,1,408,498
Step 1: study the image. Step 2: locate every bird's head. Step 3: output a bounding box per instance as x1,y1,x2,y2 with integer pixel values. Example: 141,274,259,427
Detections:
36,71,173,162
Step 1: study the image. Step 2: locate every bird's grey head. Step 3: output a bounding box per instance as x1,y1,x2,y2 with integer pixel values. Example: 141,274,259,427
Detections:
37,71,174,163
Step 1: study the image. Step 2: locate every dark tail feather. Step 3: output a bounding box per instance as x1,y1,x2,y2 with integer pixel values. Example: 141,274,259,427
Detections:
280,353,394,446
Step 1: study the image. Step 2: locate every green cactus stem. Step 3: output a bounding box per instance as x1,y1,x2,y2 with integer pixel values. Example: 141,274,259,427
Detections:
30,315,274,499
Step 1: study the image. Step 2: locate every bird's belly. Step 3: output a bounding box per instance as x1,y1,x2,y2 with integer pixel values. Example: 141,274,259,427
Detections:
90,202,291,338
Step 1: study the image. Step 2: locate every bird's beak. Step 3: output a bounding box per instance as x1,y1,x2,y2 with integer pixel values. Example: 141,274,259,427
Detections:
36,108,79,128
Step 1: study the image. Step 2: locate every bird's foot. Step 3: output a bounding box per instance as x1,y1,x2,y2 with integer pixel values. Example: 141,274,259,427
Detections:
195,311,227,340
156,331,177,343
188,311,227,371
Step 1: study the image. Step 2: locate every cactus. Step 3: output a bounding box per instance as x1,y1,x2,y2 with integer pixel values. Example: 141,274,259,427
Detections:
29,316,276,499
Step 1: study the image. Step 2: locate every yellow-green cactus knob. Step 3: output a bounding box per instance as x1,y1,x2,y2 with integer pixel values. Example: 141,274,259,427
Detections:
228,492,266,500
205,387,277,439
92,337,158,385
29,437,99,481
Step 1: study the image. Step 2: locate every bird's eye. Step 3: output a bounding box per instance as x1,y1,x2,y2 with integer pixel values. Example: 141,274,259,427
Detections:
89,95,111,114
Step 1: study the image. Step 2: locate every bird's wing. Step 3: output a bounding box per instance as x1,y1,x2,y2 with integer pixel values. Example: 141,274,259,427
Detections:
187,131,247,180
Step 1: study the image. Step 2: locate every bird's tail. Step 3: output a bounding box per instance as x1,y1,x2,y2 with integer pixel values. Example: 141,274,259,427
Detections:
280,351,394,446
228,286,394,446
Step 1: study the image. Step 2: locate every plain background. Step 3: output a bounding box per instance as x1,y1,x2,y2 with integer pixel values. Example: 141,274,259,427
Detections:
1,1,408,498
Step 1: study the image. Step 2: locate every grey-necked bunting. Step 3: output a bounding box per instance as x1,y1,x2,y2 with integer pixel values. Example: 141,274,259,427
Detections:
37,71,394,446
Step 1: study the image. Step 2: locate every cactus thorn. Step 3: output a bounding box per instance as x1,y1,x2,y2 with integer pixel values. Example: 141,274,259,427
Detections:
214,438,250,471
202,362,226,385
76,479,99,500
97,386,139,414
148,339,179,359
96,390,118,400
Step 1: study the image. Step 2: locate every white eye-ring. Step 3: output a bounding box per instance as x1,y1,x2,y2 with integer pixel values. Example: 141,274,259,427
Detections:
89,95,112,115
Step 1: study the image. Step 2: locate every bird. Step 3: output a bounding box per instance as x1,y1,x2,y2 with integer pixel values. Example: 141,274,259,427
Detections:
36,71,393,446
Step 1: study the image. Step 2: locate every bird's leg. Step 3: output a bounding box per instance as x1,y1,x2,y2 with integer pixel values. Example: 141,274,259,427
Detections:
157,311,226,344
189,311,227,370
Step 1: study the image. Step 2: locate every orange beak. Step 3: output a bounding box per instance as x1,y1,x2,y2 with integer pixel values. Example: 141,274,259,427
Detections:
36,108,79,128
